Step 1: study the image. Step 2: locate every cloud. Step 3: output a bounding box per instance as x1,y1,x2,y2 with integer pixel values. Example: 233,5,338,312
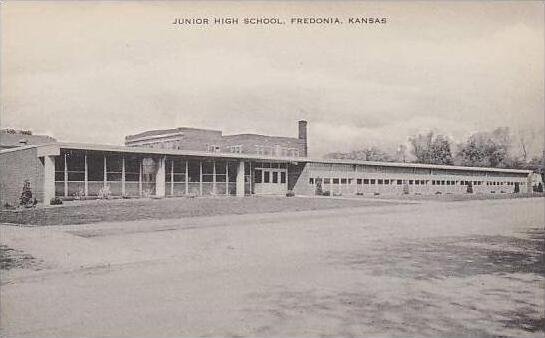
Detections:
1,1,543,158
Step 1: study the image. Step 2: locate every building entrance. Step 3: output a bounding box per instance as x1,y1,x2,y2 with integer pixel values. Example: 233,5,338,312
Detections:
253,168,288,195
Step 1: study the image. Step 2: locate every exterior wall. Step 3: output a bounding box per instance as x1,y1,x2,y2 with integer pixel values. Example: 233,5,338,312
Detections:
222,134,305,157
1,144,534,207
292,162,530,196
0,130,56,150
126,126,306,158
126,128,223,152
0,147,44,206
289,163,312,195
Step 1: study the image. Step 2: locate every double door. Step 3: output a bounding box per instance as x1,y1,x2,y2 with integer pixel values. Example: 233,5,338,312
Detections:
254,168,287,195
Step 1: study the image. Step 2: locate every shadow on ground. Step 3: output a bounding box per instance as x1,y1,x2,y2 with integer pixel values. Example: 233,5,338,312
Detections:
246,227,544,337
0,245,44,271
337,228,544,279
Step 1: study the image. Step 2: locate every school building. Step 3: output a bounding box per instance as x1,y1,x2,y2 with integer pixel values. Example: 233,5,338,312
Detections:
0,121,533,206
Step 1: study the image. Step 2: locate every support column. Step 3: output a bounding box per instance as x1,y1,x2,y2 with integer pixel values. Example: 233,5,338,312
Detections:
121,156,126,196
63,153,68,197
103,155,107,188
43,155,56,204
170,159,174,196
212,161,217,195
248,162,252,195
353,166,358,195
236,160,245,197
185,160,189,195
225,162,229,196
199,161,203,196
155,156,166,197
526,174,532,193
138,160,142,196
84,154,88,196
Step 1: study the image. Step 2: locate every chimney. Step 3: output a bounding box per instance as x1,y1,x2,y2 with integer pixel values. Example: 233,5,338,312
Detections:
298,120,308,157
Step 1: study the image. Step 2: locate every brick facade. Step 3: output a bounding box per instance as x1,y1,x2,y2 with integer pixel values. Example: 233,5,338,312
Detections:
125,121,308,158
0,147,45,206
222,134,305,157
0,130,56,150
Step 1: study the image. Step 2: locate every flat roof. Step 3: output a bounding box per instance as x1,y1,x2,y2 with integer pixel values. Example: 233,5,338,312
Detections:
0,142,533,174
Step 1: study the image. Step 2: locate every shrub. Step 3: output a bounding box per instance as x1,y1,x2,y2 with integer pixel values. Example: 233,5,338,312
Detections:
322,191,330,196
19,180,37,208
73,188,85,200
3,202,16,210
98,185,112,199
286,190,295,197
50,197,63,205
141,188,155,198
315,177,323,196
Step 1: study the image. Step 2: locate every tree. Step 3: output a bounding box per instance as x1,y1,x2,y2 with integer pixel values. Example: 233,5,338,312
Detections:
396,144,407,163
456,127,512,168
409,132,453,165
324,147,394,162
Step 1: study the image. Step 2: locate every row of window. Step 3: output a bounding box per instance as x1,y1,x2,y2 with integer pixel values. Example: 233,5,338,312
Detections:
228,145,242,153
254,169,287,184
206,144,222,153
254,162,288,169
308,178,523,186
134,140,183,150
206,144,300,157
255,145,299,157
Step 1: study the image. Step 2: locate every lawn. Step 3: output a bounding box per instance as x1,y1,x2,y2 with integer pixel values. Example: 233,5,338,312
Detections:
374,192,544,202
0,196,394,226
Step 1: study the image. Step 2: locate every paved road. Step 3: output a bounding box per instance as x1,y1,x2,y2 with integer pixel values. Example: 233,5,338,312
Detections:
1,198,544,337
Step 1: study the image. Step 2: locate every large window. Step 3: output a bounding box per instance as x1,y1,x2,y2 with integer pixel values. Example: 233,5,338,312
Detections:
215,161,227,183
255,170,262,183
125,156,140,182
187,161,200,182
202,161,214,183
66,152,85,181
87,154,104,181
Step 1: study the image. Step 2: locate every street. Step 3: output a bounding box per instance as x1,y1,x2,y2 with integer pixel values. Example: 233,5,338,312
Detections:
1,197,543,337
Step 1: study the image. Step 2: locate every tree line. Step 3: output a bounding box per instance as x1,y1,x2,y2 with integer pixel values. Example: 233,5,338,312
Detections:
324,127,544,174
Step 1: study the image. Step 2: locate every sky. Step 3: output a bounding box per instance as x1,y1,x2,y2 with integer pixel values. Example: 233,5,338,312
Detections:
1,1,544,158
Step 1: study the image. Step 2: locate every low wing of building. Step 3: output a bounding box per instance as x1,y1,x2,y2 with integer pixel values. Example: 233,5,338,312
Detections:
0,129,56,150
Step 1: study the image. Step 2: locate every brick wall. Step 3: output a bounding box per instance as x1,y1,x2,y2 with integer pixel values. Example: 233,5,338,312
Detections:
178,129,223,152
0,147,44,207
126,128,307,158
222,135,306,157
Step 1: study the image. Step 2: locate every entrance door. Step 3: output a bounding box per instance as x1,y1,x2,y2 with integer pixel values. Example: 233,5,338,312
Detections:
254,168,288,195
